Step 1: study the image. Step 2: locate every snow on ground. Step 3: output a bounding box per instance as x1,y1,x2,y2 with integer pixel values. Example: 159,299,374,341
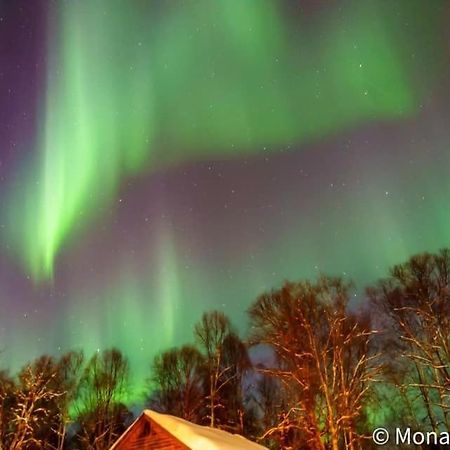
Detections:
145,410,268,450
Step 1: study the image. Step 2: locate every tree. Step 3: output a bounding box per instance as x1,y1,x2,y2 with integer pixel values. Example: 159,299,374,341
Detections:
148,345,205,422
249,276,380,450
8,356,67,450
368,249,450,434
253,373,291,449
53,351,84,450
75,348,131,450
219,331,251,433
194,311,250,430
0,370,15,449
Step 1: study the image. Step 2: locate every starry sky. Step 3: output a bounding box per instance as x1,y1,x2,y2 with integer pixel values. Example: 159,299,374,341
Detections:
0,0,449,398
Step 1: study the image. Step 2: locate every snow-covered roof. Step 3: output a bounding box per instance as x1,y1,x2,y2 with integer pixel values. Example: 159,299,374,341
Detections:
144,410,268,450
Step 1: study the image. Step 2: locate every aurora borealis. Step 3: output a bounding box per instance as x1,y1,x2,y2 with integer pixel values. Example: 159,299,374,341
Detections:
0,0,450,398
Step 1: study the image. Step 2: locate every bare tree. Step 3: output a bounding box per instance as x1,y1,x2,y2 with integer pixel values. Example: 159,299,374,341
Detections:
8,356,66,449
368,249,450,434
253,374,293,449
249,276,380,450
75,348,131,450
52,351,84,450
0,370,15,449
148,345,205,422
194,311,250,430
219,331,251,434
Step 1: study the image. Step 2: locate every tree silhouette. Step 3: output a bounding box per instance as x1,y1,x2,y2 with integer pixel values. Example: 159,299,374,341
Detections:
194,311,250,430
369,249,450,434
8,356,66,449
0,369,15,449
75,349,131,450
249,276,379,450
148,345,205,422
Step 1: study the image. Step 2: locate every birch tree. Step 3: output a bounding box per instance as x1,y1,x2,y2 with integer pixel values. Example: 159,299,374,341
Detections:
249,276,380,450
369,249,450,434
148,345,205,422
194,311,250,430
8,356,66,450
75,348,130,450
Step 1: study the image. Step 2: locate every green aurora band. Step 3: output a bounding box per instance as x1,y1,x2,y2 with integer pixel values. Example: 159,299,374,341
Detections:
4,0,444,280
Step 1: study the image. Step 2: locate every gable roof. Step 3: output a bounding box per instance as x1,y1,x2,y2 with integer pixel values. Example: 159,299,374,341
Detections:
110,410,268,450
145,410,268,450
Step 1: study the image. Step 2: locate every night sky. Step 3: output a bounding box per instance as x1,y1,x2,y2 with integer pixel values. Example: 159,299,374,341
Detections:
0,0,449,398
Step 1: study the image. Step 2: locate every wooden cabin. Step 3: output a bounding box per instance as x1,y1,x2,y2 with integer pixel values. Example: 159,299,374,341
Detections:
110,410,268,450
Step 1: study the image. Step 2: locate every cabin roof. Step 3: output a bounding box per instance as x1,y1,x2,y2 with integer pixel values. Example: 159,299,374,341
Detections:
110,409,268,450
144,410,268,450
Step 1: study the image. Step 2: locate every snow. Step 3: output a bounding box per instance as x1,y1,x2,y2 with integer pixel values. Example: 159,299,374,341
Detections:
144,410,268,450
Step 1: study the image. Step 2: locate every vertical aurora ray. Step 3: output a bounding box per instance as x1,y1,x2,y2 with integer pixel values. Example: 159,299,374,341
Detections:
56,222,205,398
5,1,155,279
3,0,445,280
155,226,183,346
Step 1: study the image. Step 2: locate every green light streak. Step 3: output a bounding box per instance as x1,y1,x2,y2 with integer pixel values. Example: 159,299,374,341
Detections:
4,0,443,279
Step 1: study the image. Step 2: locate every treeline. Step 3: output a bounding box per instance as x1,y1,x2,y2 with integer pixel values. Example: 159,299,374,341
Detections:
2,249,450,449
